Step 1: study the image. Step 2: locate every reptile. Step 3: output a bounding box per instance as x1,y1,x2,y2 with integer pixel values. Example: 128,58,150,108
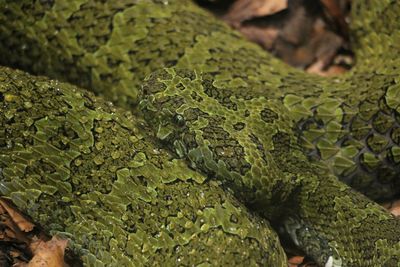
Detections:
0,0,399,266
0,0,399,201
0,66,288,266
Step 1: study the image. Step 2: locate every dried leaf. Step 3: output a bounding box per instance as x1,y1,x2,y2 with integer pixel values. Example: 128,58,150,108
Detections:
288,255,304,267
10,249,23,258
27,236,68,267
0,204,6,214
280,3,314,45
238,25,279,50
307,63,347,76
0,198,35,232
320,0,349,36
217,0,352,74
383,199,400,217
1,215,30,243
225,0,288,24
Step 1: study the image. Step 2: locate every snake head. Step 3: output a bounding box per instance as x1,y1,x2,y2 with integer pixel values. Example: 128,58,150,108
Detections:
139,69,192,158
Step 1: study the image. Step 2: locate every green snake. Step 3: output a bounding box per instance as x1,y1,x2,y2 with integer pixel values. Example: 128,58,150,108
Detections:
0,0,400,266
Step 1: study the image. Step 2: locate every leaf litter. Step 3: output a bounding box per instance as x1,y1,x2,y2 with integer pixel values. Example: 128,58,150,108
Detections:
197,0,353,76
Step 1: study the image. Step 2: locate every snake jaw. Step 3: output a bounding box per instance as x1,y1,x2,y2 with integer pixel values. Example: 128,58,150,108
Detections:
325,256,333,267
283,216,344,267
283,216,301,246
325,255,343,267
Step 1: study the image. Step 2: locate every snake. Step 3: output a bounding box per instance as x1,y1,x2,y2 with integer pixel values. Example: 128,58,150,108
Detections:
0,0,400,266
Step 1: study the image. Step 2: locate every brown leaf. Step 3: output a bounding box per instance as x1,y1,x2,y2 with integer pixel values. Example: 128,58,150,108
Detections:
307,62,348,76
320,0,349,36
1,215,31,243
224,0,288,24
383,199,400,217
288,255,304,266
0,204,6,214
279,2,315,45
238,25,279,50
311,24,343,60
0,198,35,232
26,236,68,267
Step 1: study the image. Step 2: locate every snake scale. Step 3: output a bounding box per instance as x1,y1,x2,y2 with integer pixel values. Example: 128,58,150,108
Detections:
0,0,400,266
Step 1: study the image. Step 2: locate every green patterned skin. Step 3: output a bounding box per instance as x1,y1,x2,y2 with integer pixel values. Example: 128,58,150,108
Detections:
0,66,287,266
140,68,400,266
0,0,400,266
0,0,399,200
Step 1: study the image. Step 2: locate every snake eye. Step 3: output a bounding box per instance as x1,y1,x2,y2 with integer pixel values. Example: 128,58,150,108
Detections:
173,114,185,126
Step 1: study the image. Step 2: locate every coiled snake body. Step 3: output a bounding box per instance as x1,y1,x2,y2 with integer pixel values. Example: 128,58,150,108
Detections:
0,0,400,266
